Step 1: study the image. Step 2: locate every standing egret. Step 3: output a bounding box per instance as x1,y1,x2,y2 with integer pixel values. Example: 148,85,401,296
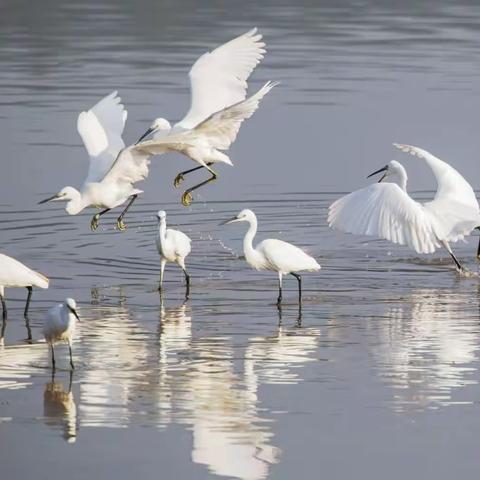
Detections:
156,210,192,298
221,209,320,304
0,253,49,338
328,144,480,273
135,28,277,206
39,91,151,231
43,298,79,371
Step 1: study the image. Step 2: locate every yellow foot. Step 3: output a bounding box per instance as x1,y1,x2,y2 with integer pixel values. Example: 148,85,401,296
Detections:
116,218,127,231
173,173,184,188
90,214,100,231
181,191,193,207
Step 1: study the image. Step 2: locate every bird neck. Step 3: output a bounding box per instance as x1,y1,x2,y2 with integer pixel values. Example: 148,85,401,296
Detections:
65,189,84,215
243,216,258,261
392,166,408,192
158,219,167,243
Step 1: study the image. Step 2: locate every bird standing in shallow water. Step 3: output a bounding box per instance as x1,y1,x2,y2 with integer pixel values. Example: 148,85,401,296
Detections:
43,298,80,371
221,209,321,304
156,211,192,298
328,144,480,273
39,91,152,231
0,253,49,340
135,28,277,206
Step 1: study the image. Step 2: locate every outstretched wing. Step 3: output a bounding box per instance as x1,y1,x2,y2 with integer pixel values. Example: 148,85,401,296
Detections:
101,145,151,187
137,81,277,155
328,183,441,254
394,143,480,242
175,28,266,130
77,91,128,184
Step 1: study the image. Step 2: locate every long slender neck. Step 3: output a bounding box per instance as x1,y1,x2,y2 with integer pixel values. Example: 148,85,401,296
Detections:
393,167,408,192
243,216,258,260
158,218,167,244
65,189,84,215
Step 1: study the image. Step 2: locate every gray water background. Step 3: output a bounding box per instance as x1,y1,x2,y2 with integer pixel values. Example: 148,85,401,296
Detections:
1,1,480,479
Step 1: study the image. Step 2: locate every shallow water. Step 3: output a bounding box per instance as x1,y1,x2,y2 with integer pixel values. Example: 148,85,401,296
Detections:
2,1,480,479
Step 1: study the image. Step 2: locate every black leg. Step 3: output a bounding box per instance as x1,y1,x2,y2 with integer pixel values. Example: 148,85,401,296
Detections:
116,194,138,231
174,162,213,188
50,344,56,372
90,208,111,231
24,287,32,317
476,227,480,262
181,169,217,207
183,269,190,299
277,283,283,305
68,344,75,370
291,273,302,304
1,295,6,322
68,370,73,392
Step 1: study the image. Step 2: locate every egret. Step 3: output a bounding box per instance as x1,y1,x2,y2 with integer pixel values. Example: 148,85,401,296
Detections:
43,298,80,371
221,209,320,304
39,91,151,231
0,253,49,337
328,143,480,273
135,28,277,206
156,210,192,298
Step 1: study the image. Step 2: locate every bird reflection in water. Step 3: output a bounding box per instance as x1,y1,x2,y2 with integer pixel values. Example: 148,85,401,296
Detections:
373,288,480,411
43,371,77,443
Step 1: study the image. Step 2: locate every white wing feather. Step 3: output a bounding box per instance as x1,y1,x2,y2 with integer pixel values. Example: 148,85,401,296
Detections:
0,253,49,289
175,28,266,129
77,91,128,184
101,145,151,187
328,183,441,254
258,239,320,273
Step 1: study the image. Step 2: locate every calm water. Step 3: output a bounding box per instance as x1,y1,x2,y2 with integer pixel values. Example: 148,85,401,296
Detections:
2,1,480,479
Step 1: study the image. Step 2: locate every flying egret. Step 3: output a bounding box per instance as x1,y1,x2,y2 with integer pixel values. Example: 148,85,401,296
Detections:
156,210,192,298
39,91,151,231
328,144,480,273
0,253,49,337
221,209,320,304
135,28,277,206
43,298,80,371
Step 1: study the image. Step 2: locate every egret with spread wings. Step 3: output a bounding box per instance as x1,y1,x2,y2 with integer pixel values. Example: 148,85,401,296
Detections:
39,91,151,231
328,144,480,273
135,28,277,206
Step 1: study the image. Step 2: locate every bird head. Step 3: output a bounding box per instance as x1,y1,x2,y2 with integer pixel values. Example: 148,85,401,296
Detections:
38,187,83,215
220,208,255,225
156,210,167,221
65,298,80,321
367,160,404,183
136,118,172,144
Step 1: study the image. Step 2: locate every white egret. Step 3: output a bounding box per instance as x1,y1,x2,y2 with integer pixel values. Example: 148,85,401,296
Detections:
328,143,480,272
39,91,151,231
43,298,80,371
0,253,49,328
221,209,320,304
156,210,192,298
135,28,277,206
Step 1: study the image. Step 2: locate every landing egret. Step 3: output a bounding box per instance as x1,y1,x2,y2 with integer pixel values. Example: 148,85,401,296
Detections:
328,144,480,273
135,29,277,206
39,91,151,231
221,209,320,304
43,298,79,371
0,253,49,327
156,210,192,298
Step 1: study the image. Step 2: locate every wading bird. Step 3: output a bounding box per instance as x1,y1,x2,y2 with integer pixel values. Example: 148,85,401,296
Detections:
135,28,277,206
43,298,80,371
221,209,320,304
39,92,151,231
0,253,49,331
156,210,192,298
328,144,480,273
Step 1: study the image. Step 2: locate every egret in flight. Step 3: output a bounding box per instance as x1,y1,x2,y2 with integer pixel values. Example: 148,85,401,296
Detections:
156,210,192,298
135,28,277,206
328,144,480,273
221,209,320,304
0,253,49,339
43,298,80,371
39,92,151,231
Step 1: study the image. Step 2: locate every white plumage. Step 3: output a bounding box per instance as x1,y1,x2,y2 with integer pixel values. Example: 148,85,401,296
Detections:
39,91,151,231
135,29,277,206
156,210,192,298
328,144,480,271
43,298,80,371
0,253,49,323
222,209,320,304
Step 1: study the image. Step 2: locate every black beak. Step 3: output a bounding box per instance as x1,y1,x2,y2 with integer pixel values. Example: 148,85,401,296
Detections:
219,216,238,226
69,306,80,321
38,193,60,205
367,165,388,183
136,127,155,145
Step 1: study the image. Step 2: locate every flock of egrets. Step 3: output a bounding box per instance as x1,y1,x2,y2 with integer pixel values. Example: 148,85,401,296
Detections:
1,28,480,371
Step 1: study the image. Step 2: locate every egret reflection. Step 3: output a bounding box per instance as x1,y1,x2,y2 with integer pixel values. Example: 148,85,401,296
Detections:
372,288,480,411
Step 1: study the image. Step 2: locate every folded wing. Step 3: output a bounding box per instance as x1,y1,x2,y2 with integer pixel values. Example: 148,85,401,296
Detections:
77,91,128,184
101,145,151,187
